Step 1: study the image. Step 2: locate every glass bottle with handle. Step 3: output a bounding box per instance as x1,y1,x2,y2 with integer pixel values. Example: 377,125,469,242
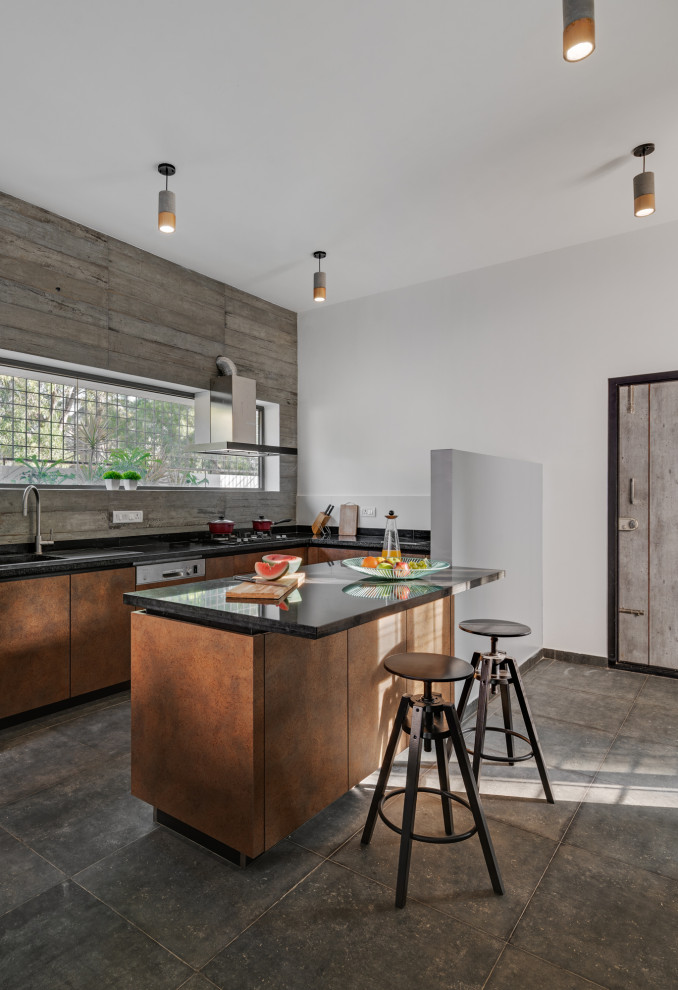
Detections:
382,510,401,560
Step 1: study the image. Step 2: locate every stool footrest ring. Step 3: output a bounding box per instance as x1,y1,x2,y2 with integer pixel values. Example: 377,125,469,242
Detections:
377,787,478,845
464,725,534,764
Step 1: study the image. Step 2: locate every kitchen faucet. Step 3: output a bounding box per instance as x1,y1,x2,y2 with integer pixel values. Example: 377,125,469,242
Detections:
22,486,54,554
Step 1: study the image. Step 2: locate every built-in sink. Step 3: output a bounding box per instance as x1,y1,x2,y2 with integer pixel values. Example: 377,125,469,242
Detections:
0,553,64,565
42,549,138,560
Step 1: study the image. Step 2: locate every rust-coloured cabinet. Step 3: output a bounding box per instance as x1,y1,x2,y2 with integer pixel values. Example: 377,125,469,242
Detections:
207,546,308,580
71,567,137,696
0,575,70,719
308,547,361,564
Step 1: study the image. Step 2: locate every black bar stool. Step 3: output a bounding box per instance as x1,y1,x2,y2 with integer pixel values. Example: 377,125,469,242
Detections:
456,620,554,804
361,653,504,908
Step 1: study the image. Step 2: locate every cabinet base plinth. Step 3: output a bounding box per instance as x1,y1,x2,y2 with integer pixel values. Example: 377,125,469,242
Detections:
154,809,255,868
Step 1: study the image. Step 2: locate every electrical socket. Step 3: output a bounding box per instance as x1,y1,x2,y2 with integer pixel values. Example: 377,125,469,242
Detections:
360,506,376,517
111,510,143,524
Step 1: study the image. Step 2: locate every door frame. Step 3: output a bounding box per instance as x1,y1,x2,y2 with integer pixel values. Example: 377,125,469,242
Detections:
608,369,678,676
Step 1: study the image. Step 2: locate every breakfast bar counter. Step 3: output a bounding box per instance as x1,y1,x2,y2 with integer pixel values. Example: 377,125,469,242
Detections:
124,562,504,863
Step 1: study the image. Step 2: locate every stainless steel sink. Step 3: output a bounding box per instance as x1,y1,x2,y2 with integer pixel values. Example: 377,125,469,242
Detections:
0,553,61,565
43,549,137,560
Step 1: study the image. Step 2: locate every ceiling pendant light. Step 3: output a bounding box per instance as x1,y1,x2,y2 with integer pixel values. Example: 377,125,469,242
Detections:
157,163,176,233
563,0,595,62
313,251,327,302
632,144,656,217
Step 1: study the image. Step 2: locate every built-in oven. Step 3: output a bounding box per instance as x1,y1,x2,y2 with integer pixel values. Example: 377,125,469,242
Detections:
135,558,205,588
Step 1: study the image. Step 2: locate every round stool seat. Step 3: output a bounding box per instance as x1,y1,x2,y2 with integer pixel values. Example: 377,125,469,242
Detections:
384,653,473,683
459,619,531,639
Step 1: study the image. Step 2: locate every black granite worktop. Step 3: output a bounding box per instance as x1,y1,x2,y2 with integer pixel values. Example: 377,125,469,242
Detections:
0,529,430,581
123,563,504,639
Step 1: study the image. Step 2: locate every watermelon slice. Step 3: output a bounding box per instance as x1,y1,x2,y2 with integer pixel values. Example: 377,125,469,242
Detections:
262,553,302,573
254,559,290,580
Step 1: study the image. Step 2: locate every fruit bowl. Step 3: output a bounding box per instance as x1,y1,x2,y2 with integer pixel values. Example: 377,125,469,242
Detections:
342,581,444,600
261,553,302,574
340,556,450,580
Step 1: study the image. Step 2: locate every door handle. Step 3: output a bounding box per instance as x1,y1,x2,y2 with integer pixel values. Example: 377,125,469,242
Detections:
618,518,639,531
619,607,645,616
629,478,635,505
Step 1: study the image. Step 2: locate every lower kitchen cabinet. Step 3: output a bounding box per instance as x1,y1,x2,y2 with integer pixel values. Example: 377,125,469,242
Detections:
308,547,362,564
71,567,137,696
207,546,308,580
0,575,70,720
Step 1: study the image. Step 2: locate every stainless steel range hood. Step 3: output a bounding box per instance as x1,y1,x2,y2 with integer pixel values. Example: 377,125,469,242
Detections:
188,368,297,457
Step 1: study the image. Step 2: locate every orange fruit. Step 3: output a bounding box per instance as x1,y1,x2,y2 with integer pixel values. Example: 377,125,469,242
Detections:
362,556,378,568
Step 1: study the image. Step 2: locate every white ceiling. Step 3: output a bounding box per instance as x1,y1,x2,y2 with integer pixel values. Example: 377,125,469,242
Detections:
2,1,677,314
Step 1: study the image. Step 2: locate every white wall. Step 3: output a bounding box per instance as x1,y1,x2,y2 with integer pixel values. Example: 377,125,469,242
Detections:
298,219,678,657
431,449,543,665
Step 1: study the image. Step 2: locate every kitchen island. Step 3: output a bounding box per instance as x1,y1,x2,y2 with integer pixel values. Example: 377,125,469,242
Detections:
124,562,504,864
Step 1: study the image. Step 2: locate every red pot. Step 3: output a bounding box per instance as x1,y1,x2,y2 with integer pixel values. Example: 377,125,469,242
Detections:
208,517,235,535
252,516,292,532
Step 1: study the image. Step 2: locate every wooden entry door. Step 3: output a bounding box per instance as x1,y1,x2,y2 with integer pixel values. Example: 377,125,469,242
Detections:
617,380,678,670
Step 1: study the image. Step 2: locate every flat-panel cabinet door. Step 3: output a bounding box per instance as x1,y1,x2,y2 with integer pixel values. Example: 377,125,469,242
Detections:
205,556,236,580
311,547,363,563
71,567,136,695
0,575,70,719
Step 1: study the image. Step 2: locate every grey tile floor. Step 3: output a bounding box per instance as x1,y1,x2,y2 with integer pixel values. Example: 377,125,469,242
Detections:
0,661,677,989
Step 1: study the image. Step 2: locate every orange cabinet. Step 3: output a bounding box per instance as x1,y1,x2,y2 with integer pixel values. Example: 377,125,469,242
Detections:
0,575,70,719
71,567,136,695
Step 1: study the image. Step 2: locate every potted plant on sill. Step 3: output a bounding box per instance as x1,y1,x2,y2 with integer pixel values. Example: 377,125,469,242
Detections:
103,470,123,491
122,471,141,491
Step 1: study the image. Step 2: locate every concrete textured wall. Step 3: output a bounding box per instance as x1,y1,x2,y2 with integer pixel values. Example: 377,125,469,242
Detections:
0,191,297,543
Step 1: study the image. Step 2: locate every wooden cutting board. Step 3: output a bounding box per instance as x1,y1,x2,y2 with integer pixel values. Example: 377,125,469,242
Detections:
226,581,292,601
233,572,306,588
339,504,358,536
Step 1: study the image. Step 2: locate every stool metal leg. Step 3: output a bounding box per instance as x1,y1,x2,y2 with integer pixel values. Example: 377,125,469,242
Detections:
506,657,555,804
472,656,492,784
443,704,504,895
395,703,425,908
434,734,454,835
499,668,515,766
362,695,411,845
455,652,481,722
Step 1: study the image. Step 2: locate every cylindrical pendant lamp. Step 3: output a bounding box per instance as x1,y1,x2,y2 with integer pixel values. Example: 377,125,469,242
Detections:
313,251,327,302
632,144,655,218
563,0,595,62
158,163,176,233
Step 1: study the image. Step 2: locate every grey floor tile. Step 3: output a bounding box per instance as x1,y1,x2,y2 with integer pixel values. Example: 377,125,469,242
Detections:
289,782,372,856
564,734,678,880
75,827,322,968
483,711,616,777
0,827,64,917
486,945,609,989
0,880,191,990
0,725,104,808
620,698,678,742
0,757,155,875
179,977,219,989
203,860,504,990
512,843,678,990
0,691,130,751
528,661,645,702
513,680,634,734
333,793,557,939
53,701,131,760
635,674,678,709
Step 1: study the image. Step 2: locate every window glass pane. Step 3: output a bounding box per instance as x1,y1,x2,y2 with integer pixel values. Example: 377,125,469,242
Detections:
0,366,264,489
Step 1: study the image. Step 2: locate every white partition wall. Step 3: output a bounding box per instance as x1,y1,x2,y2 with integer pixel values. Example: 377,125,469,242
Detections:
431,449,543,667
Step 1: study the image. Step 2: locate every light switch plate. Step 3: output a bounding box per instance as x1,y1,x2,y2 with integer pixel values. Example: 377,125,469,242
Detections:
112,510,143,524
360,506,376,517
